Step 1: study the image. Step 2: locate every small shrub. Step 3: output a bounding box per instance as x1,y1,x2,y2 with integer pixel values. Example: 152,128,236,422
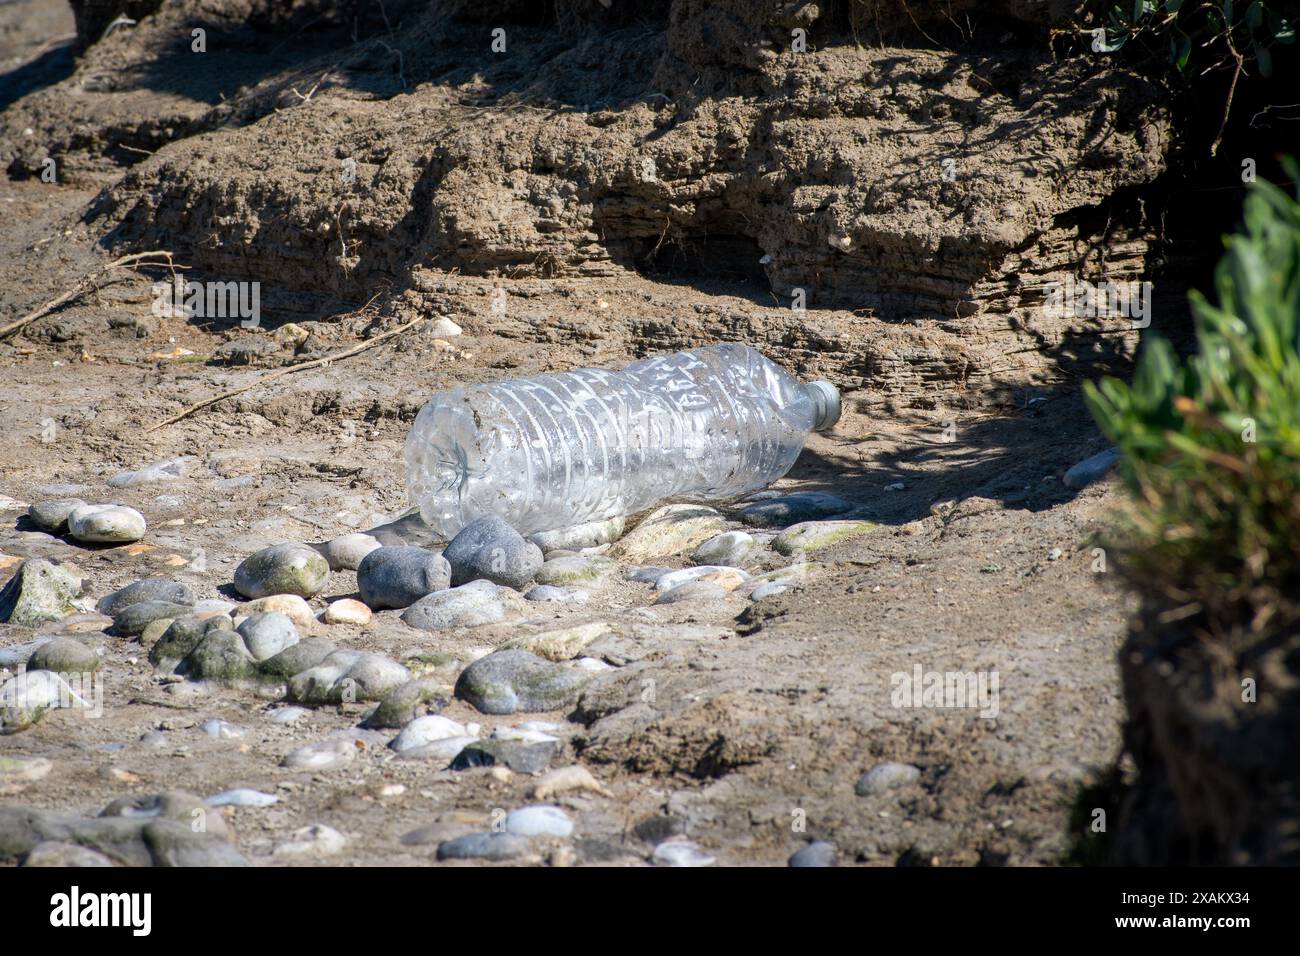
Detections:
1084,159,1300,626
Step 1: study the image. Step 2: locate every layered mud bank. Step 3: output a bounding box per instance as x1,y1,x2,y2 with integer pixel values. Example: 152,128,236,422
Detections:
3,0,1184,404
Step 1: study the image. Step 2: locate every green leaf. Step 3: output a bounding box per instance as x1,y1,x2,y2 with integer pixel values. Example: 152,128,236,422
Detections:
1246,1,1264,30
1257,45,1273,76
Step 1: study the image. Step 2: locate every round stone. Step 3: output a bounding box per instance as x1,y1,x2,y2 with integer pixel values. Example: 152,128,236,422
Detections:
111,601,195,637
236,611,299,661
178,630,257,683
400,580,523,631
611,504,727,561
356,546,450,610
525,585,589,604
317,533,382,572
654,565,747,591
66,504,147,544
454,649,592,715
322,599,372,626
435,832,529,862
0,559,86,627
527,515,625,553
653,581,729,605
390,715,468,753
258,637,336,679
22,842,114,867
97,577,194,617
788,841,838,867
652,840,716,867
690,530,754,567
773,520,874,556
233,544,329,599
27,637,100,674
505,805,574,838
444,515,543,590
26,499,87,534
855,762,921,796
749,582,789,601
281,738,356,771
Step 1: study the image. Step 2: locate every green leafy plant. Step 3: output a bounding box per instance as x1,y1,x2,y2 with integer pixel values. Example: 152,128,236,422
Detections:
1098,1,1295,71
1090,1,1295,152
1084,159,1300,618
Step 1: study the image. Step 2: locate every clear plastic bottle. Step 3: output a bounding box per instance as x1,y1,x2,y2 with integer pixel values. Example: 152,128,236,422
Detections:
405,343,841,538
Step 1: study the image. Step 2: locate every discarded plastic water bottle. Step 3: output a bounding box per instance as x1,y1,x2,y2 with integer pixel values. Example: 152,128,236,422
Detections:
405,343,841,538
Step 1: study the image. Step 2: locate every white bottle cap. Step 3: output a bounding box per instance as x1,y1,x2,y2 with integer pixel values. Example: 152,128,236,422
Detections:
806,381,842,431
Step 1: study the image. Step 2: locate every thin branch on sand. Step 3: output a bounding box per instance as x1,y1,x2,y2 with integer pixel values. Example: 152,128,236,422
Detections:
145,316,425,433
0,250,179,340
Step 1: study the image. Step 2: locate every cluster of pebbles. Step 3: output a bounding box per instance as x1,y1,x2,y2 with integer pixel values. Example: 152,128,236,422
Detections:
1,479,887,866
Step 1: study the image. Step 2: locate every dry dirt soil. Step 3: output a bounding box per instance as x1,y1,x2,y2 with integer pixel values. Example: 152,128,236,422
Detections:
0,0,1154,866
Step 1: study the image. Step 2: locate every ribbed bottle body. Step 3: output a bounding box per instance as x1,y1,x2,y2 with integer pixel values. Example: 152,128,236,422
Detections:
405,344,818,537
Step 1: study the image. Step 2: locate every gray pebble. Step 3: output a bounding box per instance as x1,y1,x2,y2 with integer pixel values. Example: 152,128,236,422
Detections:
363,679,450,730
533,554,616,588
108,456,197,488
400,580,521,631
654,581,729,605
265,706,309,724
356,546,451,610
505,805,574,837
111,601,195,637
436,831,531,862
0,559,86,628
1063,447,1120,489
316,532,382,571
22,841,115,867
258,637,336,679
178,630,257,683
287,651,410,706
236,612,299,661
390,714,468,753
200,719,244,739
396,735,480,762
454,649,591,715
207,788,278,808
67,504,147,544
444,515,543,590
27,637,100,674
26,499,87,534
624,566,671,584
527,515,625,553
449,738,559,774
148,615,213,667
652,840,716,867
98,577,194,617
788,841,838,867
281,738,356,771
855,762,921,796
738,492,852,528
691,531,753,567
749,582,790,601
525,585,589,604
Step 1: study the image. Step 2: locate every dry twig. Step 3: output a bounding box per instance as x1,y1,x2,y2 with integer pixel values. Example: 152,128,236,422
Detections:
0,250,178,340
146,316,425,433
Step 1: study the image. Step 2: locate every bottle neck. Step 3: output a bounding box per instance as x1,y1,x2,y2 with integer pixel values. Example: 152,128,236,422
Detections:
805,381,842,431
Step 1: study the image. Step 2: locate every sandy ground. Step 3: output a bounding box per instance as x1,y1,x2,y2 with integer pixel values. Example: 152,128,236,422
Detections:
0,1,1141,867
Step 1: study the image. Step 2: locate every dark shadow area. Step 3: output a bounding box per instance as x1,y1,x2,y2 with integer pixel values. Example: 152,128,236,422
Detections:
0,37,76,112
